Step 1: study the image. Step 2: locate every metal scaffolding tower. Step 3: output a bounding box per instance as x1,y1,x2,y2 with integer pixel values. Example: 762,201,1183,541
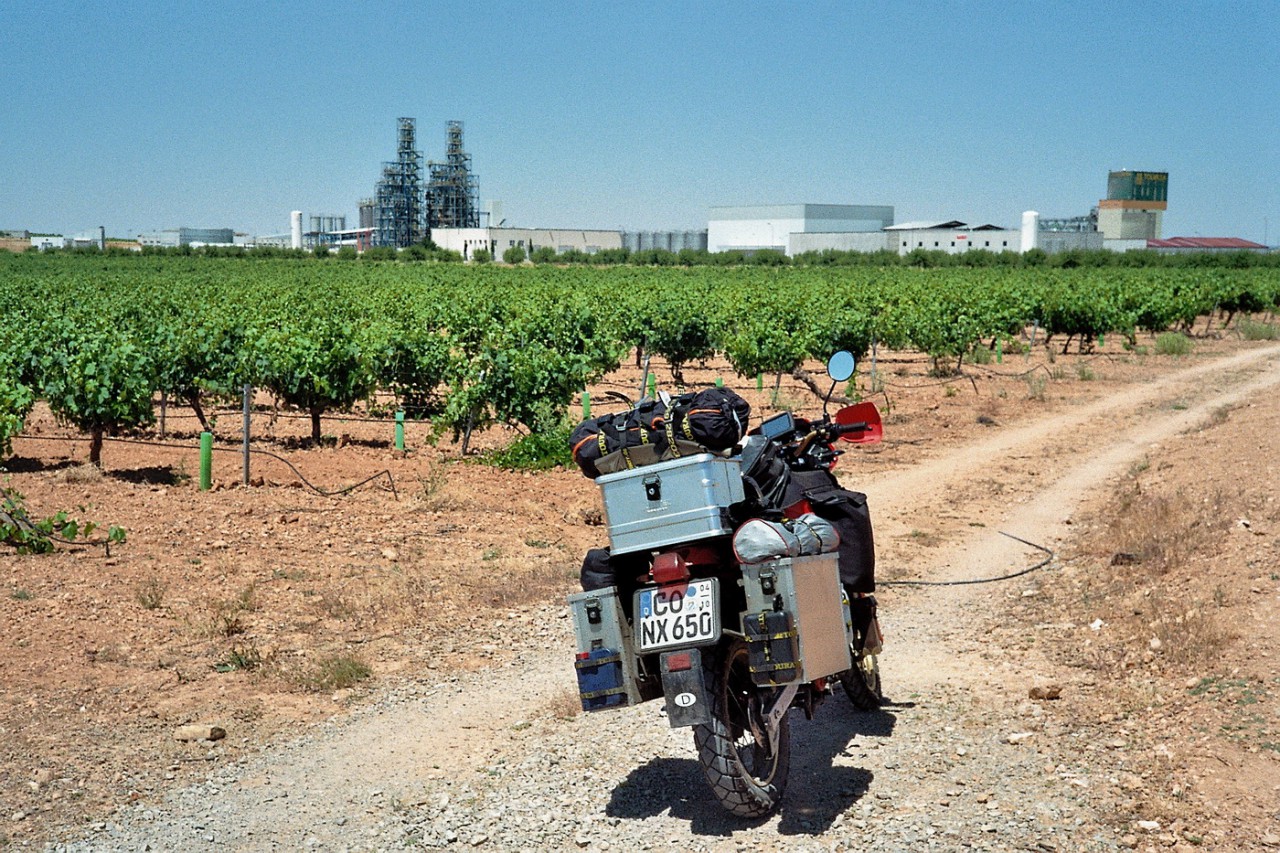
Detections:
426,121,480,231
373,118,424,248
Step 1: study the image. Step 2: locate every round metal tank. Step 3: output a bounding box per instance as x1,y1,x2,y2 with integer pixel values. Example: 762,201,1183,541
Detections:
1020,211,1040,253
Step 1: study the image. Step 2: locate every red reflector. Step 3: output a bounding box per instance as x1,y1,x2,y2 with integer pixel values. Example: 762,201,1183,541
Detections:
652,552,690,584
575,652,590,660
665,652,693,672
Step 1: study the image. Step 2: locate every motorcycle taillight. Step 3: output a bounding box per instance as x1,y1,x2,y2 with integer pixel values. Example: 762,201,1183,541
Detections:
652,552,690,584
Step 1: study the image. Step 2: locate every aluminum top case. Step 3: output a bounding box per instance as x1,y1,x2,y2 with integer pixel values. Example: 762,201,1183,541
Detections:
596,453,744,555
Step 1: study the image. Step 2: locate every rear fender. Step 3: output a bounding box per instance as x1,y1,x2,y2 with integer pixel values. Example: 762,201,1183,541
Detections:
660,647,712,728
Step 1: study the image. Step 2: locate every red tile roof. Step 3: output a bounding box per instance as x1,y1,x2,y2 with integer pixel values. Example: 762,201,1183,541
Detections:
1148,237,1267,249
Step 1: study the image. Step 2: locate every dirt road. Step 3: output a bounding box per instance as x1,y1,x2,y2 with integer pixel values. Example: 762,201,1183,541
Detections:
43,342,1280,851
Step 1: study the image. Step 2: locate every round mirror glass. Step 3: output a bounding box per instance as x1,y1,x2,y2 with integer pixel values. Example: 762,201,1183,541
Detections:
827,351,856,382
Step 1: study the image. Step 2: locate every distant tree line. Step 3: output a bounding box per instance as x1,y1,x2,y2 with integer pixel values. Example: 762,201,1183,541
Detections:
6,240,1276,269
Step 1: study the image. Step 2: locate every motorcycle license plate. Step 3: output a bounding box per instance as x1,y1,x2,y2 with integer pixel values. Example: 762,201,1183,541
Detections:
634,579,720,653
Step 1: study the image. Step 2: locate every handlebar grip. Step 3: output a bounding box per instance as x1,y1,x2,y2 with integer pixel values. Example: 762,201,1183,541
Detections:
833,421,868,435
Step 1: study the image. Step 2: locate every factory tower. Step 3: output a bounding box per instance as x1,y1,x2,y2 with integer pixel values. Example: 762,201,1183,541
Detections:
426,121,480,231
373,118,425,248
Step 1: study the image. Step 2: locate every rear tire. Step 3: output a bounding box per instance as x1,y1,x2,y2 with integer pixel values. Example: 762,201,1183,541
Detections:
839,641,882,710
693,639,790,817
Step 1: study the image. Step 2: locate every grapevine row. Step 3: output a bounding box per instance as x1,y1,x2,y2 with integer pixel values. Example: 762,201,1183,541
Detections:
0,253,1277,461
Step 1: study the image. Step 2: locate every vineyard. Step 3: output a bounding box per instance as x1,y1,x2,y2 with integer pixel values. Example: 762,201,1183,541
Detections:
3,250,1280,848
1,252,1278,462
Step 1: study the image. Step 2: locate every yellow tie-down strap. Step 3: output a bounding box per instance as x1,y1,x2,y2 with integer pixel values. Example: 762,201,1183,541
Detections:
749,612,798,677
575,653,622,669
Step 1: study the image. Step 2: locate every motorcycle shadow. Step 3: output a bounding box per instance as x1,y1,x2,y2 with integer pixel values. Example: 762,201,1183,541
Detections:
604,701,899,837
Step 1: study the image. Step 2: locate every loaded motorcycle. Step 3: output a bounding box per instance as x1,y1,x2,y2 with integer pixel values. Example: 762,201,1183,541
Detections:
566,352,884,817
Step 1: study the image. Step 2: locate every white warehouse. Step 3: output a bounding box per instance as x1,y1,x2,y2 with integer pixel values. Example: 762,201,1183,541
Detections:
886,221,1016,255
708,204,894,255
432,227,623,260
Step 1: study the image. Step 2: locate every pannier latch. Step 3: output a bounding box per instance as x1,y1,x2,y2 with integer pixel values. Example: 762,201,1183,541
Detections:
643,475,662,502
585,598,602,625
759,570,776,596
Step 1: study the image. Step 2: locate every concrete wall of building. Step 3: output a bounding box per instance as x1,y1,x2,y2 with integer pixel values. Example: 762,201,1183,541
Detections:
788,232,891,255
433,227,623,260
138,227,235,247
1037,231,1105,253
30,235,68,250
708,215,804,254
888,228,1016,255
431,227,491,259
708,204,893,253
1097,206,1163,241
1102,239,1150,252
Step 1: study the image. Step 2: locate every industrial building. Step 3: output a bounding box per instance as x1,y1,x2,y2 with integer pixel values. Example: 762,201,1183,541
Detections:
136,227,236,248
373,118,425,248
1031,170,1170,253
708,204,894,254
885,221,1015,254
426,121,480,230
1148,237,1267,254
1098,170,1167,241
432,227,622,260
370,118,480,248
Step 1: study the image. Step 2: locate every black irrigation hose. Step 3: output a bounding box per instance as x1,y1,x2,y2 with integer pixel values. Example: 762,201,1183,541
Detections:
8,435,399,500
156,409,433,425
878,531,1055,587
878,375,976,390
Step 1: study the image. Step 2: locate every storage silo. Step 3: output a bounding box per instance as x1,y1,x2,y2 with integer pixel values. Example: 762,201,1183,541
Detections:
1020,211,1040,253
290,211,303,250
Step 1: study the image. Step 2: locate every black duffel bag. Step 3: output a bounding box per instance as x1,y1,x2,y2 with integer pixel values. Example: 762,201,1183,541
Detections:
783,469,876,593
569,399,666,478
666,387,751,452
569,387,751,479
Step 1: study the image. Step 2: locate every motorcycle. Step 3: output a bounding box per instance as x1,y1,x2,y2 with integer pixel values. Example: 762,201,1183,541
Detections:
567,352,883,817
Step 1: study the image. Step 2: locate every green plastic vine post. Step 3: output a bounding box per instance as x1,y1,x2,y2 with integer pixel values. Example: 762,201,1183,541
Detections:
199,432,213,491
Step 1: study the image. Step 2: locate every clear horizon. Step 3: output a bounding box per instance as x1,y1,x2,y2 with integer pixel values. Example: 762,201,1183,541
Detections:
3,1,1277,244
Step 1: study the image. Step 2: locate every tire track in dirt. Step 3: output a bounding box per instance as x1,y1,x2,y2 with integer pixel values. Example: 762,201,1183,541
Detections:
863,342,1280,695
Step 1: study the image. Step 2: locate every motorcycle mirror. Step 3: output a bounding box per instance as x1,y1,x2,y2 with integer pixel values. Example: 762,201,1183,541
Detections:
827,351,856,383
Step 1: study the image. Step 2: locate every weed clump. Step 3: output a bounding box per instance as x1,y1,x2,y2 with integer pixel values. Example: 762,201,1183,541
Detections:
1154,332,1194,356
298,654,372,691
1238,318,1279,341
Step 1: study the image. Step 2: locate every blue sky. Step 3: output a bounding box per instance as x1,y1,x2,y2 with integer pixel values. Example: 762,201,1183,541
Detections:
3,1,1277,243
